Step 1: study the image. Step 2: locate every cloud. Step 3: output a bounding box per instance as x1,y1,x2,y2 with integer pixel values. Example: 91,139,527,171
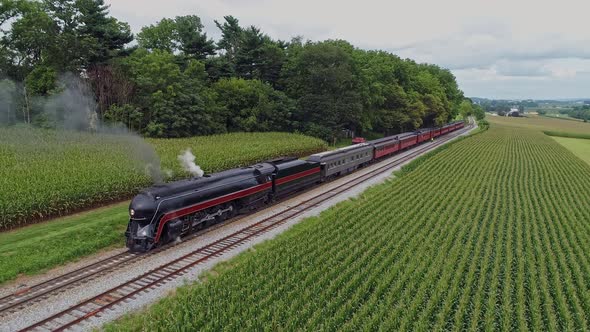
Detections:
105,0,590,99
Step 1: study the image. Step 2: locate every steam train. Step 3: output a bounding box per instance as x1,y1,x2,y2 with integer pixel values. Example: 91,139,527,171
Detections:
126,121,465,252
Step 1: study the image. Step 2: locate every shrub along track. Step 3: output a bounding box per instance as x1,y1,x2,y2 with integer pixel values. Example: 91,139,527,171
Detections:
9,124,474,331
103,123,590,331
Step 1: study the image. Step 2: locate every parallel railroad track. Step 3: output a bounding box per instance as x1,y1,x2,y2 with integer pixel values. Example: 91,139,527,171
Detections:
0,212,247,318
11,122,473,332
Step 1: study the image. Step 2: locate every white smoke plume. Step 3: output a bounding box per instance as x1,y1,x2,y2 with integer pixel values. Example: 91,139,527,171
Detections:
0,79,17,125
178,149,204,178
0,74,164,183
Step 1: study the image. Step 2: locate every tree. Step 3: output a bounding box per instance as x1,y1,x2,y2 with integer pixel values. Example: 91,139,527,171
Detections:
137,15,215,60
174,15,215,59
472,104,485,120
2,0,131,76
112,48,222,137
351,49,422,135
137,18,177,53
459,99,473,119
214,16,242,62
1,1,55,80
235,26,265,79
283,41,363,141
1,0,22,26
213,17,286,86
76,0,133,66
87,63,134,119
212,77,294,132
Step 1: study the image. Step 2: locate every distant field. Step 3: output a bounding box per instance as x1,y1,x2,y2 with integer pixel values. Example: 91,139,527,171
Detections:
0,128,327,230
107,123,590,330
552,137,590,166
544,131,590,140
488,114,590,134
541,114,584,122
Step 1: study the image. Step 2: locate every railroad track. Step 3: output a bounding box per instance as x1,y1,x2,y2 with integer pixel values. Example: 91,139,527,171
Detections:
0,212,247,319
12,122,474,332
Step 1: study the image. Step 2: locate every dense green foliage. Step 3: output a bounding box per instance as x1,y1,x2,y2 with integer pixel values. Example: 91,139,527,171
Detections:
477,119,490,130
107,124,590,331
0,128,326,229
1,2,465,141
459,99,485,120
541,105,590,122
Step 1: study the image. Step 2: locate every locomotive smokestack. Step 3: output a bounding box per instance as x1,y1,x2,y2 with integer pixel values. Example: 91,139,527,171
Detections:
178,149,204,178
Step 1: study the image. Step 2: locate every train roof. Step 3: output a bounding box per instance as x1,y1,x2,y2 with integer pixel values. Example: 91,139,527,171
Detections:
144,164,269,198
416,127,435,133
308,143,371,159
311,143,371,156
367,131,416,145
367,136,397,144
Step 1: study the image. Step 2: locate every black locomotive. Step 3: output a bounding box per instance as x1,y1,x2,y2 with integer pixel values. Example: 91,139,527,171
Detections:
126,121,466,252
126,158,320,252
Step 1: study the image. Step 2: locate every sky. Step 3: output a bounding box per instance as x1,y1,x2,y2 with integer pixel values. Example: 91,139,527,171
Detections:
105,0,590,100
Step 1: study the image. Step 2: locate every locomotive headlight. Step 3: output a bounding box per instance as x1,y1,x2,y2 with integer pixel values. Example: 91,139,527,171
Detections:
137,224,151,237
129,209,135,217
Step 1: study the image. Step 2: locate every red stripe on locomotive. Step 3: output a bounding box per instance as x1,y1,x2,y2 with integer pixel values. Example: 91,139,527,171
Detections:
154,167,320,242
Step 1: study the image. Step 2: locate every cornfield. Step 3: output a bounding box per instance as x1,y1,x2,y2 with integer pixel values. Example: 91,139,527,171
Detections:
0,128,326,230
107,123,590,331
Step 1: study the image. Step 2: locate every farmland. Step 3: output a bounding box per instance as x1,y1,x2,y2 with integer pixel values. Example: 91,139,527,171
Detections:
488,114,590,134
107,123,590,331
552,137,590,166
0,128,326,230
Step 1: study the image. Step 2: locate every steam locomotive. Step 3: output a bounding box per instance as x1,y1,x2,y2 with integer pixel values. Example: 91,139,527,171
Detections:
126,121,465,252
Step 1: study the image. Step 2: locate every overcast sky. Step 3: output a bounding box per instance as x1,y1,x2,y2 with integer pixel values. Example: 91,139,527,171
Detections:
106,0,590,100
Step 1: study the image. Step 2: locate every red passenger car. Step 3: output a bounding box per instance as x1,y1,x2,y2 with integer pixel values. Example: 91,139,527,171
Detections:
399,133,418,149
416,129,432,143
371,137,400,159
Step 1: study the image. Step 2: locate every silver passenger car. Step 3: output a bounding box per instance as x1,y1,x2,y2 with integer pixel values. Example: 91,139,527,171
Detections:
307,143,373,179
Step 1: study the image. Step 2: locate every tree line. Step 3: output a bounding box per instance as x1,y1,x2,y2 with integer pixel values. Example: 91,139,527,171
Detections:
539,106,590,122
1,0,474,141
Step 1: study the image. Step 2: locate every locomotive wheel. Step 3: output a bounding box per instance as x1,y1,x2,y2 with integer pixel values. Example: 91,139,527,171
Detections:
192,211,207,231
226,202,237,218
